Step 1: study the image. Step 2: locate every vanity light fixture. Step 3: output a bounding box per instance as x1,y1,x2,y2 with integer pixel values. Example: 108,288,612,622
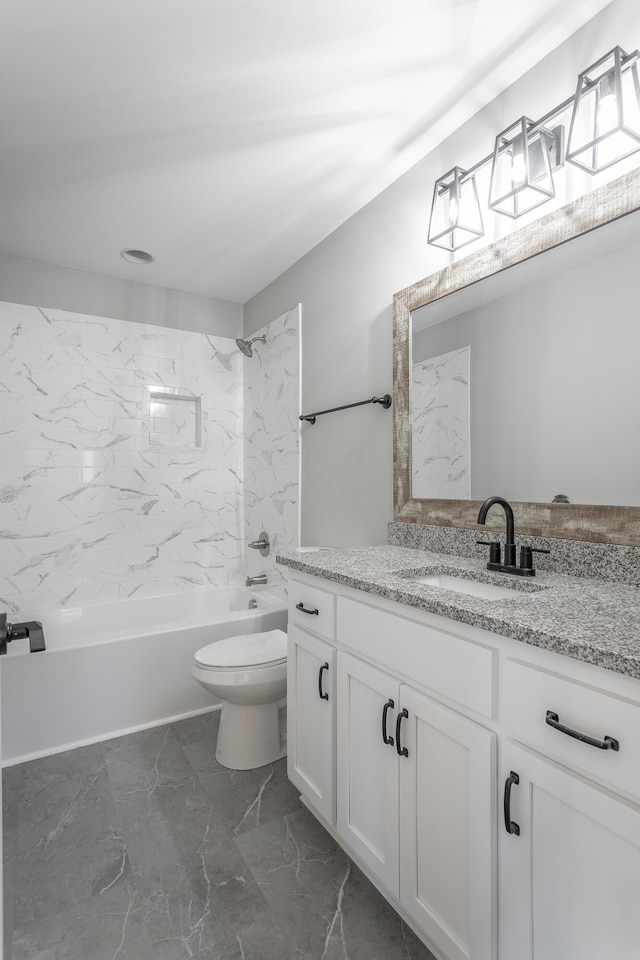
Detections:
566,46,640,174
488,117,557,219
427,166,484,250
427,43,640,249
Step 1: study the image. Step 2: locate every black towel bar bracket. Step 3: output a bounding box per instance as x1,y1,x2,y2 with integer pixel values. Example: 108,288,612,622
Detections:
300,393,392,425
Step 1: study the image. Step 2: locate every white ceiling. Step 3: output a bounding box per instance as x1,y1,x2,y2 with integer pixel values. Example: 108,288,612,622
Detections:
0,0,612,304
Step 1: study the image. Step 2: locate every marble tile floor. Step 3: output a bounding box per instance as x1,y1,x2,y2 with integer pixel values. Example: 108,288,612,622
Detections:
2,712,436,960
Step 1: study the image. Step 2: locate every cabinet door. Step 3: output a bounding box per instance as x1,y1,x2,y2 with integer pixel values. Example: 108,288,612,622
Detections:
287,624,336,824
337,652,401,896
399,686,496,960
499,741,640,960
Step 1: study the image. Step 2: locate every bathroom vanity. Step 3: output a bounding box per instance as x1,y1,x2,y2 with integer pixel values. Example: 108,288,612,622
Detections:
279,546,640,960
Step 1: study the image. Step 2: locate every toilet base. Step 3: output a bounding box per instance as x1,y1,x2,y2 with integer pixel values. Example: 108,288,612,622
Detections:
216,699,286,770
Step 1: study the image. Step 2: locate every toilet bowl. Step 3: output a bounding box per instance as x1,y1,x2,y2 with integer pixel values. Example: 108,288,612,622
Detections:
192,628,287,770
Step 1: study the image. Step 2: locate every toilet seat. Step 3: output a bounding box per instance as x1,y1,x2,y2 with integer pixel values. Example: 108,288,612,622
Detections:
194,629,287,670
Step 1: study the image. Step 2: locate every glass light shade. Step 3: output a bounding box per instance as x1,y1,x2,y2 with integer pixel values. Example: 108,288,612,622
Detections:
489,117,555,219
427,166,484,251
566,46,640,174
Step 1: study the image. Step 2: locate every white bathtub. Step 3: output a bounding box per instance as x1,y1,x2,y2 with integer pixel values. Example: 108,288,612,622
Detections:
1,587,287,765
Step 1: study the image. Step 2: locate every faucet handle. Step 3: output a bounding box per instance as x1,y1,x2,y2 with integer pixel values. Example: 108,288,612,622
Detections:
520,545,551,571
477,540,501,564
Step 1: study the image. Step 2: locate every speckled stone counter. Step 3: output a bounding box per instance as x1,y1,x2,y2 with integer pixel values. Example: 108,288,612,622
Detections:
276,545,640,680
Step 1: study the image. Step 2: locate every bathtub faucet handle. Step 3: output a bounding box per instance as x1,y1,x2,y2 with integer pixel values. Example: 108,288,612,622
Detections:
0,614,46,655
10,620,46,653
248,531,270,556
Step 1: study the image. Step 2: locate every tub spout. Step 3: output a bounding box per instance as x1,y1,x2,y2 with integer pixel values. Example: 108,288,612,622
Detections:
246,573,268,586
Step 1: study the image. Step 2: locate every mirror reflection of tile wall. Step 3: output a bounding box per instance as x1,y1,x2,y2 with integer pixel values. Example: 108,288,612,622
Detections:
412,346,470,500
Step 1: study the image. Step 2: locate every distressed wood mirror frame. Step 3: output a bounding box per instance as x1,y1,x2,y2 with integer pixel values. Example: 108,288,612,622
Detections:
393,166,640,546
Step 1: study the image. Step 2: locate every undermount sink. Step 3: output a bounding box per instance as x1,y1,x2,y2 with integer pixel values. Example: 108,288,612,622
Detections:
414,573,530,601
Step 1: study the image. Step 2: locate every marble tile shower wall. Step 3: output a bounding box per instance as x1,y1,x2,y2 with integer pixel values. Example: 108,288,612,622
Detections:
244,306,300,592
0,302,244,612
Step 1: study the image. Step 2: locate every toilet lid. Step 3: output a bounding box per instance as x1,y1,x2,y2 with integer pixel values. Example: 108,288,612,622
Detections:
194,629,287,669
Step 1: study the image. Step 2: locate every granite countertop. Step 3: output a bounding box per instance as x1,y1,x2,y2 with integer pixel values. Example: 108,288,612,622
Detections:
276,545,640,680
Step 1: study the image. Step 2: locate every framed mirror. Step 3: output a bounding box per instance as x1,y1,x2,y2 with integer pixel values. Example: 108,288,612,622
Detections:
393,166,640,545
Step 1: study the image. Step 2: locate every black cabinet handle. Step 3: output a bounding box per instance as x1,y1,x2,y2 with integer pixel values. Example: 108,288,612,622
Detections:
545,710,619,752
318,662,329,701
395,708,409,757
504,771,520,836
296,602,319,616
382,699,395,746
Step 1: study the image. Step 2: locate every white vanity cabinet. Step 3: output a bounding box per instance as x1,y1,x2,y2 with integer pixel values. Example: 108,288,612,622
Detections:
337,651,496,960
499,741,640,960
285,569,640,960
336,652,401,893
498,656,640,960
287,579,337,824
287,625,336,823
336,592,497,960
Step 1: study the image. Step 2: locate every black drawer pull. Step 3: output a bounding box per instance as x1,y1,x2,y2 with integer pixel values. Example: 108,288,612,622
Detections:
382,699,395,746
545,711,619,752
318,662,329,701
296,602,319,616
504,771,520,836
395,708,409,757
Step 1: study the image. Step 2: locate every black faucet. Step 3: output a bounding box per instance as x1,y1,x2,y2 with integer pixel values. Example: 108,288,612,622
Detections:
477,496,549,577
478,496,516,567
0,613,46,655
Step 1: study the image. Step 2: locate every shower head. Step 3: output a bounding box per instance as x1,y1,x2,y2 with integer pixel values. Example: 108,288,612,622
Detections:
235,335,266,358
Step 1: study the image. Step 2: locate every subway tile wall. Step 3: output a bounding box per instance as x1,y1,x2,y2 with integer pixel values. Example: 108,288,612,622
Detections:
0,302,245,613
244,306,300,592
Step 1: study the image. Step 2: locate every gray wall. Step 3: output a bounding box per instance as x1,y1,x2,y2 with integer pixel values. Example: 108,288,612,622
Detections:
0,251,242,338
244,0,639,546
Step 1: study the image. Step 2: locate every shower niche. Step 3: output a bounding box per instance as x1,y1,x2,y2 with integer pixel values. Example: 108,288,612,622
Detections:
143,386,202,450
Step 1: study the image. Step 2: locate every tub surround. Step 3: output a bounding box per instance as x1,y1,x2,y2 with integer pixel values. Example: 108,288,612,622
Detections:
0,301,244,612
0,300,301,614
243,305,300,592
276,545,640,678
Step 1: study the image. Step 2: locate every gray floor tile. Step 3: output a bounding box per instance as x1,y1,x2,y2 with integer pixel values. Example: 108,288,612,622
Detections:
102,725,198,806
3,720,437,960
191,915,299,959
16,743,106,839
3,765,20,837
3,765,21,959
103,725,231,899
138,847,279,960
171,710,221,749
172,714,302,835
13,749,131,928
234,805,352,957
235,805,436,960
11,879,155,960
322,865,437,960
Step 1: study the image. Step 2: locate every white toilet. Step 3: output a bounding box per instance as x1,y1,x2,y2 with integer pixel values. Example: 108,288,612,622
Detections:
192,628,287,770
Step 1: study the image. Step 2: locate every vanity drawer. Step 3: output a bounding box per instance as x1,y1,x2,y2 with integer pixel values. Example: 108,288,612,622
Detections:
289,578,336,641
503,658,640,800
337,596,496,718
